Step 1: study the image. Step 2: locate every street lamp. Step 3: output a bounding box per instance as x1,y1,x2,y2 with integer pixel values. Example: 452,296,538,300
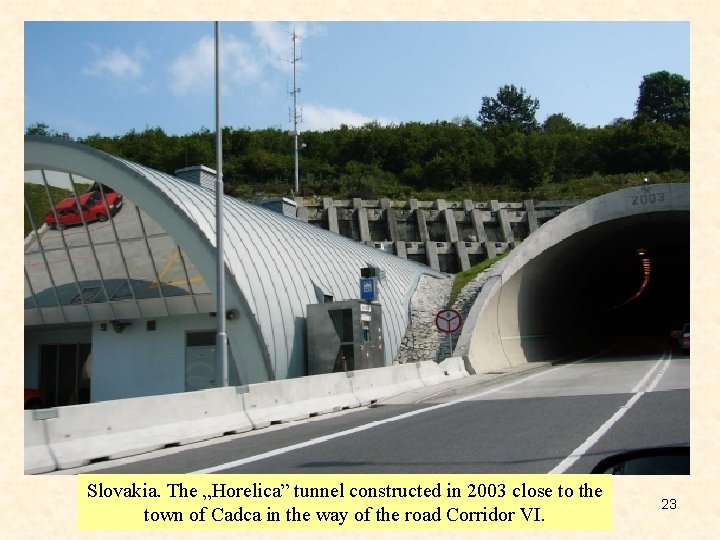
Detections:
215,21,228,387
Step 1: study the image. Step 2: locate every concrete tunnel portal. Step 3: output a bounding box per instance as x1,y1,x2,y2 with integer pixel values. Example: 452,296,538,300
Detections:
455,183,690,373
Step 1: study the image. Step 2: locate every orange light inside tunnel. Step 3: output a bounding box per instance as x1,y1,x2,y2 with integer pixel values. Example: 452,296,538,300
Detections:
614,255,651,308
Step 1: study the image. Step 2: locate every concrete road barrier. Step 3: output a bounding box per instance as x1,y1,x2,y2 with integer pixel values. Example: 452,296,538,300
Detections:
24,410,57,474
25,363,470,473
242,372,360,429
43,387,252,470
350,363,425,405
418,357,468,386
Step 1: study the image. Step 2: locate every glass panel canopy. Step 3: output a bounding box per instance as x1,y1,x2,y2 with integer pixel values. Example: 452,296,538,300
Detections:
24,169,213,324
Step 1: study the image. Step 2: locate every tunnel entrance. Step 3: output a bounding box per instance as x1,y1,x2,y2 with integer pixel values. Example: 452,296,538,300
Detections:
509,211,690,362
457,184,690,373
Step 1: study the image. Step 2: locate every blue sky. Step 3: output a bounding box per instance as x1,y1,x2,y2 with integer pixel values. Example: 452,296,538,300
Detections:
25,21,689,138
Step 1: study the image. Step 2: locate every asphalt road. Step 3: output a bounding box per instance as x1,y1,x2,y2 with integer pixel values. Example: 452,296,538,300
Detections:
72,340,689,475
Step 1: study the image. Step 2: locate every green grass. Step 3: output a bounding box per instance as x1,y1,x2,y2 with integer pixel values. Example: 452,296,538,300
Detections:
526,170,689,201
24,183,72,237
448,252,510,307
436,170,689,203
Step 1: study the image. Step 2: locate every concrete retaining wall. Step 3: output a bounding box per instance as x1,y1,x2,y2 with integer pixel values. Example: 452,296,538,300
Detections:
25,360,468,474
291,197,584,272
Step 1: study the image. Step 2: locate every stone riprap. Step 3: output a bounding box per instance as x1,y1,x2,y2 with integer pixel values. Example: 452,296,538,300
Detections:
395,275,453,364
395,260,504,365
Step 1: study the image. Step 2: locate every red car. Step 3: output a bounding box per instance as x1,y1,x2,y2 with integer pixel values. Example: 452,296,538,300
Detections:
679,323,690,353
44,187,123,229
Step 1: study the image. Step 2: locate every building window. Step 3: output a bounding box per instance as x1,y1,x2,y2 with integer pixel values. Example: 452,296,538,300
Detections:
39,343,91,407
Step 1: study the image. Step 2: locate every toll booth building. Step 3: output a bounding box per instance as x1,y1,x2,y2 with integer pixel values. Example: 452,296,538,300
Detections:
24,137,443,407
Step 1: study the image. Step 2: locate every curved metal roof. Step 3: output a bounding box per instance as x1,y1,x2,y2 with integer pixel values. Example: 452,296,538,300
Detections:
25,136,444,383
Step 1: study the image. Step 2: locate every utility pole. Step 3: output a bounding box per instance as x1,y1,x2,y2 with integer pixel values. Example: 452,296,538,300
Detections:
288,28,302,194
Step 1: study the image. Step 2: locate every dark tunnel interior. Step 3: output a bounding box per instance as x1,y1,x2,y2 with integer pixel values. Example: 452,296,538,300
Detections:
512,211,690,360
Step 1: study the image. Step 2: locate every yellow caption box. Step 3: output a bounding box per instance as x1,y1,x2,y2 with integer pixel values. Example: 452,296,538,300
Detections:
78,474,611,531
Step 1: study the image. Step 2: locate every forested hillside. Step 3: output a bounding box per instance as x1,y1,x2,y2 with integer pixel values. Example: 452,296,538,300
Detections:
26,71,689,201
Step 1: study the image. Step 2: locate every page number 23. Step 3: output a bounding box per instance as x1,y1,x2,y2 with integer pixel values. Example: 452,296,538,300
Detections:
662,499,677,510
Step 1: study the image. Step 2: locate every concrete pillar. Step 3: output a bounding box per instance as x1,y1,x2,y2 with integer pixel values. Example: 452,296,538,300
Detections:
424,241,440,271
356,209,371,242
462,199,474,212
323,197,338,233
443,209,459,242
435,198,447,211
454,241,471,272
524,199,539,234
353,198,370,242
380,199,401,241
484,241,497,259
294,197,308,222
411,200,430,242
394,241,408,259
470,209,488,243
490,200,514,245
357,209,370,242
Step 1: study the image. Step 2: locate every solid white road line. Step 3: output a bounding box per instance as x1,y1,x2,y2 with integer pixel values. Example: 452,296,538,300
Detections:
548,348,673,474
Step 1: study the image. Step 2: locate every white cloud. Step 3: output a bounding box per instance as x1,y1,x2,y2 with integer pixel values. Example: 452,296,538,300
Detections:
301,104,397,131
167,36,212,95
224,37,264,87
168,35,262,96
251,22,327,72
293,22,327,40
251,22,292,71
83,46,147,80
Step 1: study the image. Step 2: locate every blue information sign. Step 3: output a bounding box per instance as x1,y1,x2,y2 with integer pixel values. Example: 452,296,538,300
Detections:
359,277,377,301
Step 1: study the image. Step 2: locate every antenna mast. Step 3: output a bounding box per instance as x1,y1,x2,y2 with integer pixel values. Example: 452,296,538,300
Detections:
288,28,302,194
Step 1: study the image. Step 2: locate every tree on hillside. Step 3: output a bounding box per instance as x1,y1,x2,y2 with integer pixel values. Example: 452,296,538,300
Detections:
635,71,689,127
542,113,578,133
477,85,540,132
25,122,71,139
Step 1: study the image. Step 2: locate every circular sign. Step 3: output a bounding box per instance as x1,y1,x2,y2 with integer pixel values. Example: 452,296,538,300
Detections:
435,308,463,334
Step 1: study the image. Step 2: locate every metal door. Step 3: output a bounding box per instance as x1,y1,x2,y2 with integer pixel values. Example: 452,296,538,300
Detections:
185,332,216,391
